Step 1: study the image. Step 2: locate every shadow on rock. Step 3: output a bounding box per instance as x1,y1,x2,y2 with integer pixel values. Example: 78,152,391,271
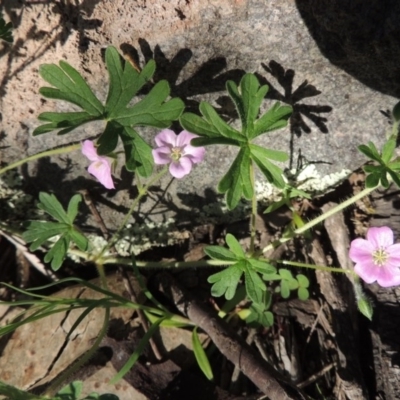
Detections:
296,0,400,97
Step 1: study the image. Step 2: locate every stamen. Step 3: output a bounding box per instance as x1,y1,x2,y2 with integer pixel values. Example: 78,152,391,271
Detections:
171,147,182,162
372,248,388,266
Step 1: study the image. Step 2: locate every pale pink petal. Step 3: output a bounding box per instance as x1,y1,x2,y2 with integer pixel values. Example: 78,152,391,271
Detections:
354,261,380,284
376,266,400,287
154,129,177,148
349,238,375,263
175,130,197,147
169,157,193,179
152,147,172,165
387,243,400,265
184,144,206,164
367,226,394,248
82,140,100,162
88,159,114,189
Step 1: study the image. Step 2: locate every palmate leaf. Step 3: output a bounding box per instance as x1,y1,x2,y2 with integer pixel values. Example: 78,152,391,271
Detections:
359,138,400,189
0,14,13,43
34,46,184,176
208,264,243,300
206,234,275,303
180,73,291,210
23,193,88,271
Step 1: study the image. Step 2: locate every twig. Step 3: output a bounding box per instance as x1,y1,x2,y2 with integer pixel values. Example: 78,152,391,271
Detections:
156,272,308,400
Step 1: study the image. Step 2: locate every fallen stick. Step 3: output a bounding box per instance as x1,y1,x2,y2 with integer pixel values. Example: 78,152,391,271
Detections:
156,272,307,400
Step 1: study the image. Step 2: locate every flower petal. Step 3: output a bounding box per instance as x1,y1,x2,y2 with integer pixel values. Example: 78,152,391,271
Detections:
184,144,205,164
349,238,375,263
152,147,172,165
154,129,176,148
376,265,400,287
354,260,380,284
386,243,400,265
88,159,115,189
82,140,100,162
175,130,197,147
169,157,193,179
367,226,394,248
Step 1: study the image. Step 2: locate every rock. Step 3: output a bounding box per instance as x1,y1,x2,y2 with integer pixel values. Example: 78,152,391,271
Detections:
0,0,398,231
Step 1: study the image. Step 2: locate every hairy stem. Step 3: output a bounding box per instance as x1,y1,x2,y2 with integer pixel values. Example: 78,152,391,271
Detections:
262,183,379,254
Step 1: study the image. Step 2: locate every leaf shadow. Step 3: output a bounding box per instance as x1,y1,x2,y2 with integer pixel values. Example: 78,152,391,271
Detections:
255,60,333,169
0,0,102,97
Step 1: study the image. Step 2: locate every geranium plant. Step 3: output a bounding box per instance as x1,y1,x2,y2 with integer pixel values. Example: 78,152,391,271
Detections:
1,44,400,399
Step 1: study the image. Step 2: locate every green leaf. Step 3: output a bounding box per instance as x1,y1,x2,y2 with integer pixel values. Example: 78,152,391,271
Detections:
365,172,380,188
67,194,83,222
357,297,373,320
180,111,222,138
252,102,292,139
105,47,155,114
96,120,120,155
225,233,245,258
244,266,266,304
358,142,381,163
218,147,253,210
226,74,268,136
388,169,400,188
279,268,294,280
0,14,13,43
204,245,237,261
115,80,184,127
247,258,276,274
35,46,184,176
382,139,396,164
192,327,213,380
70,229,89,251
296,274,309,288
280,280,290,298
392,100,400,122
0,381,45,399
56,381,83,398
39,62,103,116
23,193,88,271
250,143,288,162
199,102,245,142
250,145,286,188
38,192,71,224
208,264,243,299
23,221,69,249
120,126,153,176
298,287,309,300
190,136,241,147
44,234,69,270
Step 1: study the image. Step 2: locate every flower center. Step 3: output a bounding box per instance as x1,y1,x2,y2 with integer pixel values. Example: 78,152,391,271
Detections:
372,248,388,266
171,146,183,162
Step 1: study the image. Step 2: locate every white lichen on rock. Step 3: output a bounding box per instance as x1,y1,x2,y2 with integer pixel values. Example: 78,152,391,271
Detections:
0,170,35,223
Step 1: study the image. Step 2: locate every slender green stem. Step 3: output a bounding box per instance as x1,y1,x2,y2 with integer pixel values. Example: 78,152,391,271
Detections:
95,167,169,260
249,161,257,254
69,248,235,268
0,143,81,175
262,183,379,253
276,259,356,276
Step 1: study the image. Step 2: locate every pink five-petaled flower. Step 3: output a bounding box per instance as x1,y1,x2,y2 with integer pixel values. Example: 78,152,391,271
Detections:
349,226,400,287
152,129,205,179
81,140,115,189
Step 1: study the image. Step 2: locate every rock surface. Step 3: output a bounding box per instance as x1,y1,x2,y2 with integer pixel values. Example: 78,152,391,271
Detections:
0,0,398,229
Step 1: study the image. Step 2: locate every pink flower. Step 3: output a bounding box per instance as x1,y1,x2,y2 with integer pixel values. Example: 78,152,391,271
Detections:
152,129,205,179
349,227,400,287
81,140,115,189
